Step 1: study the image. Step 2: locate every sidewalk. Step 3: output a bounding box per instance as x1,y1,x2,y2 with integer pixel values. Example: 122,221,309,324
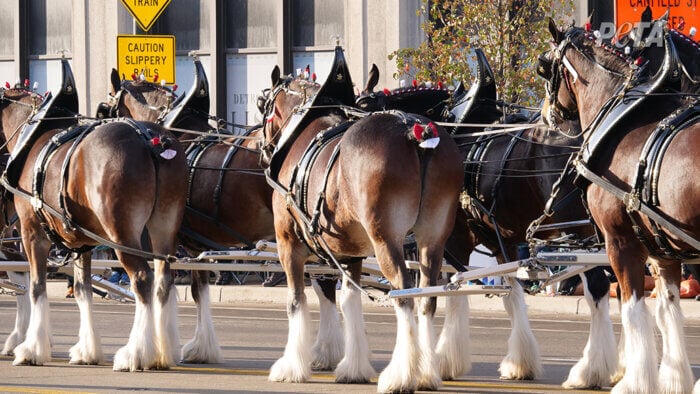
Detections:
37,279,700,321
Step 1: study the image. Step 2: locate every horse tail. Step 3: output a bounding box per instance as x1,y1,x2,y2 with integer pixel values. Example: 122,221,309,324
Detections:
407,121,442,150
138,122,187,257
146,133,179,161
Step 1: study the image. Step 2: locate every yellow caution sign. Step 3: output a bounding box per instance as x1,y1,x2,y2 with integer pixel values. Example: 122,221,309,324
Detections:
120,0,171,32
117,35,175,85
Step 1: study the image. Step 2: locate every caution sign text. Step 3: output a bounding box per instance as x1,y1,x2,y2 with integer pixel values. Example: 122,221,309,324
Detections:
616,1,700,41
117,35,175,85
120,0,171,32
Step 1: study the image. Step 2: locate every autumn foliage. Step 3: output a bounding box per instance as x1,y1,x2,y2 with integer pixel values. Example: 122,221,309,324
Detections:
390,0,574,106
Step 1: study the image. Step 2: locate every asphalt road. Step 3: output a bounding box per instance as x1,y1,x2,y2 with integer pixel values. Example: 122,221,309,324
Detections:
2,295,700,393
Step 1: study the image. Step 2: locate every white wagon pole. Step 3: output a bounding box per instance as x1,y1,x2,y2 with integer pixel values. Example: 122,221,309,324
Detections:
389,249,612,299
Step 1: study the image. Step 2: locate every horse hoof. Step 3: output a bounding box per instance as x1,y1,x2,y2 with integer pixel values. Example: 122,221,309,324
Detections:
69,359,100,366
500,373,534,381
334,376,370,384
148,364,171,371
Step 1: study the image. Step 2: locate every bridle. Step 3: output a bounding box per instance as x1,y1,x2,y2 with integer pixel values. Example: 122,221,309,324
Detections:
539,27,640,133
107,81,177,122
259,77,316,163
0,88,44,152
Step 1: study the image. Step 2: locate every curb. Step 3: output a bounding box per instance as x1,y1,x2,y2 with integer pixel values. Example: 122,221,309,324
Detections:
32,280,700,321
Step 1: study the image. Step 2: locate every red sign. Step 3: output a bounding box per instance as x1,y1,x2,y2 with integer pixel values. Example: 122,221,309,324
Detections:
616,0,700,41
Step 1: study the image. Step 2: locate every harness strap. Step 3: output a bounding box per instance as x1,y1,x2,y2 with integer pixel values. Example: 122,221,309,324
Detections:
31,123,97,253
0,178,176,262
626,99,700,259
575,160,700,253
180,136,255,248
1,118,178,262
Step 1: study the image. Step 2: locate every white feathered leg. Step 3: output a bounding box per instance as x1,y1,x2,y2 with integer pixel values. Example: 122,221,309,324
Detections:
269,289,312,382
498,277,542,380
334,275,375,383
563,274,617,388
180,279,223,363
612,320,626,384
377,299,419,393
12,292,52,366
310,279,344,370
436,295,471,380
153,260,180,369
654,278,693,393
416,297,442,391
2,272,29,355
69,262,104,365
113,292,157,371
611,295,658,394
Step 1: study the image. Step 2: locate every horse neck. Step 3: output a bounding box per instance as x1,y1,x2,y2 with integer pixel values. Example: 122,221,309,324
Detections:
571,58,628,131
0,101,34,152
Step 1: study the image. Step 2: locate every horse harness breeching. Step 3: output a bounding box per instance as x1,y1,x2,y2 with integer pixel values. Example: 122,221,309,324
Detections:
0,117,179,263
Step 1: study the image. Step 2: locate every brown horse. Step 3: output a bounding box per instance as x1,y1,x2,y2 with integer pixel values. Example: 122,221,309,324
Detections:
541,20,700,393
99,63,273,364
0,61,188,371
100,62,350,369
260,47,463,392
358,51,619,388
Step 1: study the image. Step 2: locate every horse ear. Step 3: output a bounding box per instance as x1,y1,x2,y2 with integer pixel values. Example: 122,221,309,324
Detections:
641,6,652,23
364,64,380,94
271,65,281,87
110,68,120,96
548,18,563,43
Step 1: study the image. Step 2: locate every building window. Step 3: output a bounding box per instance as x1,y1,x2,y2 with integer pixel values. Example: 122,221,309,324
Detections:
0,5,14,58
29,0,72,57
226,0,278,50
152,0,210,52
292,0,344,48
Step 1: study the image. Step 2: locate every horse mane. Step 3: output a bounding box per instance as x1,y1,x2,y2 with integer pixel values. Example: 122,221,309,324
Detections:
1,88,40,101
569,27,637,79
120,80,177,106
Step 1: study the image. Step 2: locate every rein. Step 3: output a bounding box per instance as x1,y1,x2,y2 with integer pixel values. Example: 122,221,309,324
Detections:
0,178,177,263
166,126,263,140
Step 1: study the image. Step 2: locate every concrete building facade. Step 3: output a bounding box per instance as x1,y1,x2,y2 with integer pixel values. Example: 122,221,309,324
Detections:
0,0,591,127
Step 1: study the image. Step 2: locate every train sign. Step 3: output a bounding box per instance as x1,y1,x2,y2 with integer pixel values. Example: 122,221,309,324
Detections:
616,1,700,41
117,35,175,85
120,0,171,32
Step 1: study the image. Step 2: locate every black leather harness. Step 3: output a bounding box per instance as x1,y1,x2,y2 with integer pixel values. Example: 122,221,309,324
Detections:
179,129,259,249
628,99,700,259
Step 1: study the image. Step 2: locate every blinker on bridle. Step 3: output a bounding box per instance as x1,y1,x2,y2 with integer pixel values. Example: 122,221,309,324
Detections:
260,77,315,160
108,81,177,121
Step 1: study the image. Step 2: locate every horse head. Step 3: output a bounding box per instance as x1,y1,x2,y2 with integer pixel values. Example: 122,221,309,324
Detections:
539,19,644,133
98,69,178,124
0,88,45,153
259,65,320,164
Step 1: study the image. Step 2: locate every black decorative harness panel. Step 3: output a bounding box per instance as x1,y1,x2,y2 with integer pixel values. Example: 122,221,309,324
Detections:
180,129,259,249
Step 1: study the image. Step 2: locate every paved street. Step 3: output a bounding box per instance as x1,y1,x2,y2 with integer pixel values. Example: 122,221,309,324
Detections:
2,285,700,393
